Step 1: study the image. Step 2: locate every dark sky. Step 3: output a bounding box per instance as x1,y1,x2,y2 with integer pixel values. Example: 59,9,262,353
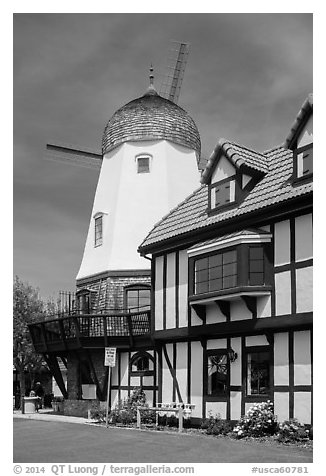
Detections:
13,13,313,299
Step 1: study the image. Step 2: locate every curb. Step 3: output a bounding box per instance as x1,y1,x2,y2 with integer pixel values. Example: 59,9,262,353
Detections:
13,412,89,425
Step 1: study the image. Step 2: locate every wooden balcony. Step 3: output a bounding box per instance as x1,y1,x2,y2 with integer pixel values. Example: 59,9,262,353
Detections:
28,309,151,354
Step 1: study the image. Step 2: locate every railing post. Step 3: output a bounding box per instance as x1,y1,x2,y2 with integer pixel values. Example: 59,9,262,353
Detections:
127,314,134,347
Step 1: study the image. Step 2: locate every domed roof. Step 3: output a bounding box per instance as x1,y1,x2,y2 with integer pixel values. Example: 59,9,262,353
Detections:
102,90,201,160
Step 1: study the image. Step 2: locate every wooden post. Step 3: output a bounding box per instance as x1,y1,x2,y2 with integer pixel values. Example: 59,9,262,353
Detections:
105,367,112,428
178,407,183,433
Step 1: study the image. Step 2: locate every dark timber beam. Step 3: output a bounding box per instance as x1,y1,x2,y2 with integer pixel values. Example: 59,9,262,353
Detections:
162,344,183,403
192,304,206,321
241,296,257,318
43,354,68,399
84,350,104,401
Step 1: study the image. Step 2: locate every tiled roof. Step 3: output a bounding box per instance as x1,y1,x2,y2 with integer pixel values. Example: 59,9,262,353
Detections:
283,94,313,149
139,146,312,251
102,91,201,159
201,139,268,184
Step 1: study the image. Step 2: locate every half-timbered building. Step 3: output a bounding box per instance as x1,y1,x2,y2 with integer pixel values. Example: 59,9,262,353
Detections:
137,94,313,424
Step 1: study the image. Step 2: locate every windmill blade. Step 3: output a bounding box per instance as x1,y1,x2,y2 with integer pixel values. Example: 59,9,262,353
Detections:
160,41,190,104
45,142,102,170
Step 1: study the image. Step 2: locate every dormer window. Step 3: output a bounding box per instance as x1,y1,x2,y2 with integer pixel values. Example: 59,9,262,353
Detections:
94,214,103,247
209,176,238,212
294,143,313,180
136,155,151,174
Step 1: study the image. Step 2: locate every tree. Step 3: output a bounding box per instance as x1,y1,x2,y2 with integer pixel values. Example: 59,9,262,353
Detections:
13,276,46,412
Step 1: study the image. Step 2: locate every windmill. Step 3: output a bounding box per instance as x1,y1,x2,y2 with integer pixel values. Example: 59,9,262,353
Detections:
45,41,190,170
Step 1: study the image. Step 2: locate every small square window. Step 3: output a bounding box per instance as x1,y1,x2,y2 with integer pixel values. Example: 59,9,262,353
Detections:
137,156,150,174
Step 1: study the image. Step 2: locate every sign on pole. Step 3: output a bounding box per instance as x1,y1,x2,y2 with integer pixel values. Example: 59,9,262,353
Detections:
104,347,116,428
104,347,116,367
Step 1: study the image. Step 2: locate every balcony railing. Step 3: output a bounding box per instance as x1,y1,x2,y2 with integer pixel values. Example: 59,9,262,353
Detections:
28,309,151,352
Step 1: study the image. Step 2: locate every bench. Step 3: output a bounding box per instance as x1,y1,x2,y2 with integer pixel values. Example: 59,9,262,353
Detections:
136,402,195,433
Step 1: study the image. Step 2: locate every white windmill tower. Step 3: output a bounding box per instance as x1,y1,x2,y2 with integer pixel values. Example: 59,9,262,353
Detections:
47,42,201,312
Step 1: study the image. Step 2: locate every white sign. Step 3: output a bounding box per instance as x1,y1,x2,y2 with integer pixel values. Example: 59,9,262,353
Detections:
104,347,116,367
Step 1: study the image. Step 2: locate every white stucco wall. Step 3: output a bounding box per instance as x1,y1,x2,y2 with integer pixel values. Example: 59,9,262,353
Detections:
274,392,289,422
206,302,227,324
178,250,189,328
206,401,227,419
211,155,235,183
245,335,269,346
76,140,200,279
230,391,242,420
274,220,290,266
230,299,252,321
298,116,313,148
294,392,311,424
274,333,289,385
296,267,313,313
275,271,291,315
295,214,313,262
294,330,311,386
206,338,227,350
155,256,164,331
176,342,188,403
190,341,203,418
162,344,173,402
166,252,176,329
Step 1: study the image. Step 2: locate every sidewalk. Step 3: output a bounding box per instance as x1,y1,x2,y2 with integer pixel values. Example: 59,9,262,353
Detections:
13,408,90,425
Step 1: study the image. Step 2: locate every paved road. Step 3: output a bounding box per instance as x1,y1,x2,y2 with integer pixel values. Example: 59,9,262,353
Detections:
13,419,313,463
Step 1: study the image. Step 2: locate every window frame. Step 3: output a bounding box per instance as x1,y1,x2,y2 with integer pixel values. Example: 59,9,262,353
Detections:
94,213,103,247
292,143,313,184
124,284,151,312
194,247,238,295
245,346,271,399
135,154,152,174
189,243,272,300
204,349,230,400
208,174,239,212
129,351,155,377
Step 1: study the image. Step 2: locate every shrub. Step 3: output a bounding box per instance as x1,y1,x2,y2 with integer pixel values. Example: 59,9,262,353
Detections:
109,387,155,426
89,407,106,422
200,413,232,436
276,419,310,443
233,401,278,438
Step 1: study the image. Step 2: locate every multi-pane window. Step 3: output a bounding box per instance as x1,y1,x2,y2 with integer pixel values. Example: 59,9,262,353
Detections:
247,351,270,396
249,247,265,285
194,250,237,294
126,287,151,311
296,145,313,178
94,215,103,247
210,178,236,210
137,156,150,174
207,352,228,396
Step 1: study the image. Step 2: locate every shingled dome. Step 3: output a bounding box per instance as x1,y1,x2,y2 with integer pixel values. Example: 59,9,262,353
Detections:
102,90,201,160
